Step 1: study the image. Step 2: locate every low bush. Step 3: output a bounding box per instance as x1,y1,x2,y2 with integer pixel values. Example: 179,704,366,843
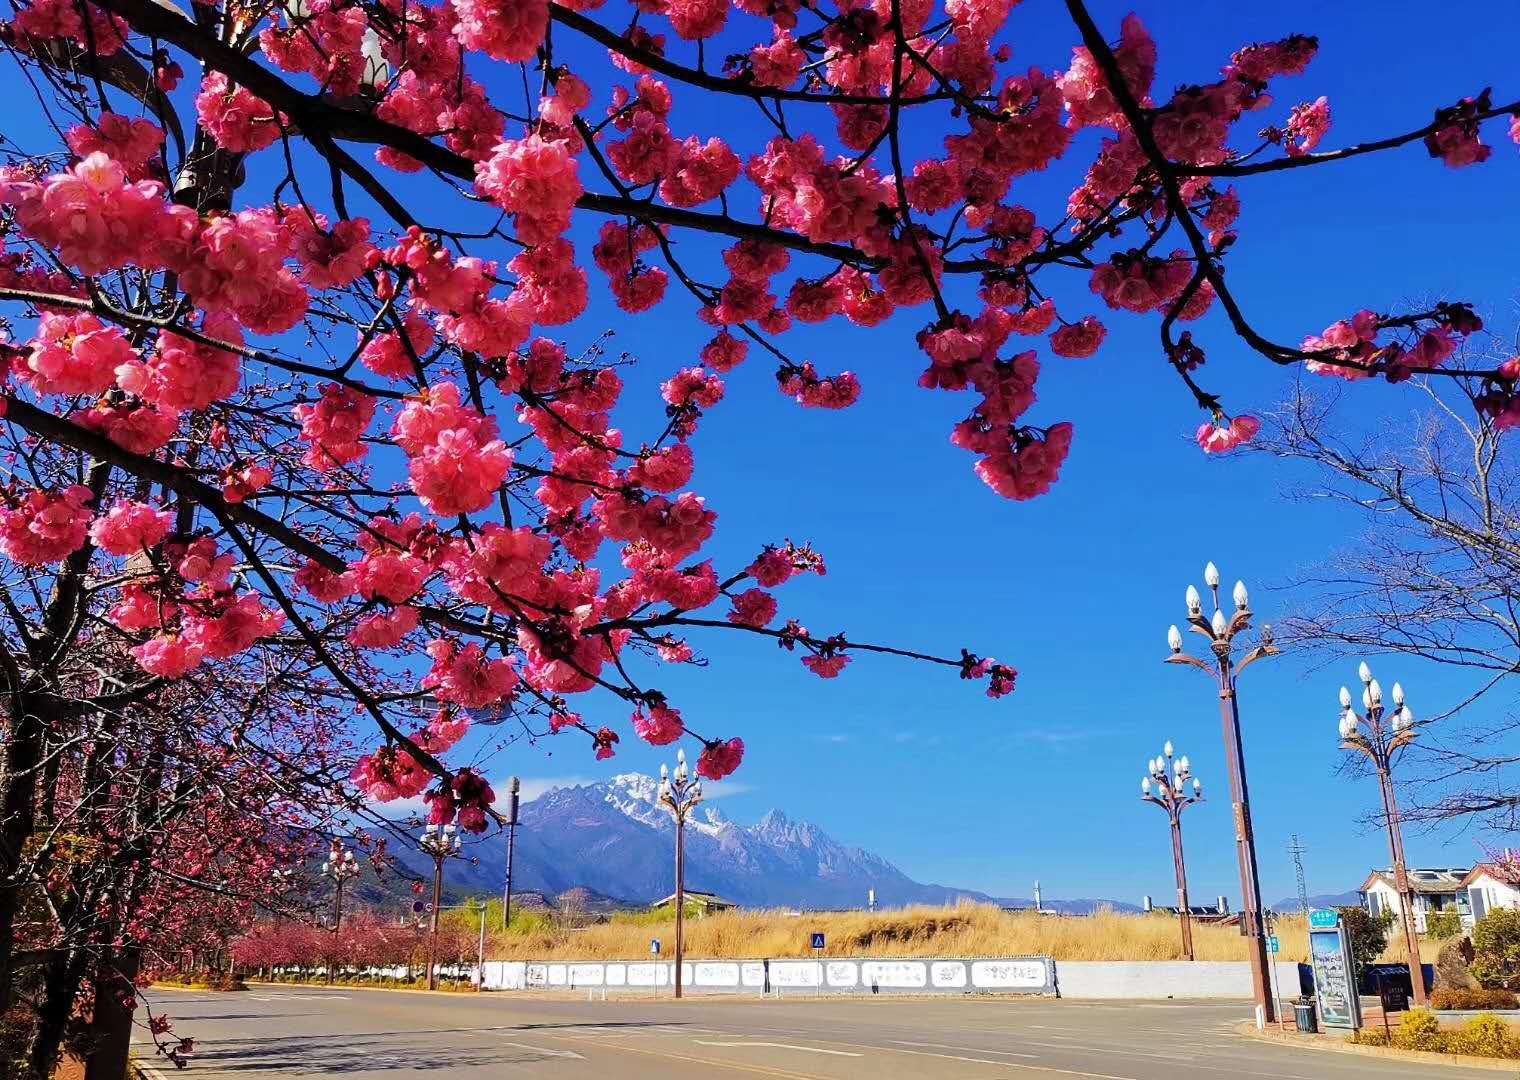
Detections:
1432,987,1519,1011
1390,1009,1447,1053
153,972,247,991
1448,1014,1520,1058
1353,1011,1520,1059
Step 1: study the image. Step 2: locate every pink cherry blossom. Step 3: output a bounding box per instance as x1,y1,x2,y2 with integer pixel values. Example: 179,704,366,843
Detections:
727,588,777,628
1049,317,1108,359
21,312,134,396
130,634,205,679
89,500,173,556
1195,414,1261,454
0,486,94,565
697,738,744,780
632,705,684,746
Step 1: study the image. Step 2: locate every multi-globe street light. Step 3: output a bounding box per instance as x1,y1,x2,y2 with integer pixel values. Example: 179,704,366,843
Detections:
1166,562,1278,1023
321,843,361,932
657,749,704,1000
321,843,360,983
1141,742,1204,961
420,823,463,991
1338,662,1428,1007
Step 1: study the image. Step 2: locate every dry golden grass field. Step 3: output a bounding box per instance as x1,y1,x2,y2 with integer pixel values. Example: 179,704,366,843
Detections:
475,903,1454,964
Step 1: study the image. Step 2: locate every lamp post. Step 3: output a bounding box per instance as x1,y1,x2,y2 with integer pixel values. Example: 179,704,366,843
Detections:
1141,742,1204,961
1166,562,1278,1023
419,823,463,991
657,749,703,1000
1337,662,1428,1007
501,776,521,932
321,843,360,983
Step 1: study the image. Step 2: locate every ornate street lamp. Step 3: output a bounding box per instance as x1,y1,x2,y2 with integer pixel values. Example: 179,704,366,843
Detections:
657,749,703,1000
321,844,360,984
1142,742,1204,961
419,823,463,991
1166,563,1278,1023
321,844,361,931
501,776,521,932
1338,663,1428,1007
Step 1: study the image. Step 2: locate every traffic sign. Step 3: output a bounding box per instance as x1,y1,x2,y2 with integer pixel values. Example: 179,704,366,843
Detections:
1309,909,1339,929
810,932,825,950
650,938,661,955
1268,935,1280,954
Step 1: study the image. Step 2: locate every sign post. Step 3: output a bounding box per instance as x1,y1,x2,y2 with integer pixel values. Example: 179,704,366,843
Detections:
1308,911,1361,1032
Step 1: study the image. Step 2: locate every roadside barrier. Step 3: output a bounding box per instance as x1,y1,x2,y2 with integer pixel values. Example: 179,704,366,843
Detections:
480,957,1055,995
478,957,1304,1000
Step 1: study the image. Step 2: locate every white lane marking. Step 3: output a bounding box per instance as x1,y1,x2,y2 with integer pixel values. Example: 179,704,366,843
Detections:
491,1040,586,1059
889,1039,1037,1059
878,1045,1139,1080
694,1040,863,1057
246,993,350,1001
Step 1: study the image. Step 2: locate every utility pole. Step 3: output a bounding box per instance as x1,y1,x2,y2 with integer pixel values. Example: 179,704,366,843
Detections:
1034,881,1042,913
1288,835,1310,918
501,776,520,931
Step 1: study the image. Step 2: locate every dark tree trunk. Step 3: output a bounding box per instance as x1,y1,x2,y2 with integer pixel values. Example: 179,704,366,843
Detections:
84,947,140,1080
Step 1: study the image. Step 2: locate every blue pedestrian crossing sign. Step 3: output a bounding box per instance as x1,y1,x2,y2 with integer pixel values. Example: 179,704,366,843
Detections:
650,938,661,955
811,932,826,950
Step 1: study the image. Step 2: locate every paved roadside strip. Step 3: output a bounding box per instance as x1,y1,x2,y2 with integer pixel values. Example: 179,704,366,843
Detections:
1239,1022,1519,1072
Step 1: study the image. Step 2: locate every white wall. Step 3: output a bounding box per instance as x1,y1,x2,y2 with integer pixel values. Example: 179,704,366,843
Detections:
479,956,1300,1000
1053,961,1302,1000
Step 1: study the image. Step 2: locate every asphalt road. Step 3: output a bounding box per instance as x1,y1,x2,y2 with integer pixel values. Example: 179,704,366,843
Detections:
133,986,1490,1079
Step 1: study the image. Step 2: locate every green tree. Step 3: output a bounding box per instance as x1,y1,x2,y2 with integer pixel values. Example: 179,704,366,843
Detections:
1337,906,1394,979
1472,910,1520,988
1427,909,1463,941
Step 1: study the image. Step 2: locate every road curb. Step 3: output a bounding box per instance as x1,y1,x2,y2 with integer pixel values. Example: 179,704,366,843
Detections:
1237,1021,1518,1072
242,979,482,997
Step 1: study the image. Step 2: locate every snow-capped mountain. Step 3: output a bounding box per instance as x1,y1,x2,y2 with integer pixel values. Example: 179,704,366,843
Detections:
367,774,1135,912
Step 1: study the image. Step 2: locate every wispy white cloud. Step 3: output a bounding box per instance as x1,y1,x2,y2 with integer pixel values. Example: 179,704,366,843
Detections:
814,733,852,744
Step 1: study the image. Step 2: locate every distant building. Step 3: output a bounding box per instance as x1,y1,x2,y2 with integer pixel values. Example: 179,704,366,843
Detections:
651,890,735,916
1359,868,1470,932
1460,863,1520,922
1142,895,1237,924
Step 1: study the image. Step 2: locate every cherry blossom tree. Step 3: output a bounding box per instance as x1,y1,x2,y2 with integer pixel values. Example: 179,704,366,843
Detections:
0,0,1517,1072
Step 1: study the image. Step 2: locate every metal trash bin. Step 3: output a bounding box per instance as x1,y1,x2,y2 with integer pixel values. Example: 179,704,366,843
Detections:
1294,1003,1318,1034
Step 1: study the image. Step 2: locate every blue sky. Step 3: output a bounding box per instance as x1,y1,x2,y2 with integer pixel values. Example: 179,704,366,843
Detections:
9,0,1520,906
452,0,1520,906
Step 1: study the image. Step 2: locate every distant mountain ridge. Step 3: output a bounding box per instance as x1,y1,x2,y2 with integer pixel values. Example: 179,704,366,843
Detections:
369,774,1138,913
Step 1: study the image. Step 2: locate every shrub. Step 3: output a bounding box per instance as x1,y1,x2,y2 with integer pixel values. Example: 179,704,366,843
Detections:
1472,910,1520,988
1390,1009,1447,1053
1432,987,1519,1011
1337,906,1394,979
1427,909,1464,940
1449,1014,1520,1058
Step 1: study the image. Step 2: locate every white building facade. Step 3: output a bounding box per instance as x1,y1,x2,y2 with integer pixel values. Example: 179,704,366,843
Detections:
1360,868,1471,932
1462,864,1520,924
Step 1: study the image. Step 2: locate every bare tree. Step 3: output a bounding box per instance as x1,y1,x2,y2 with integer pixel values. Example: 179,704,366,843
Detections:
1256,369,1520,827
